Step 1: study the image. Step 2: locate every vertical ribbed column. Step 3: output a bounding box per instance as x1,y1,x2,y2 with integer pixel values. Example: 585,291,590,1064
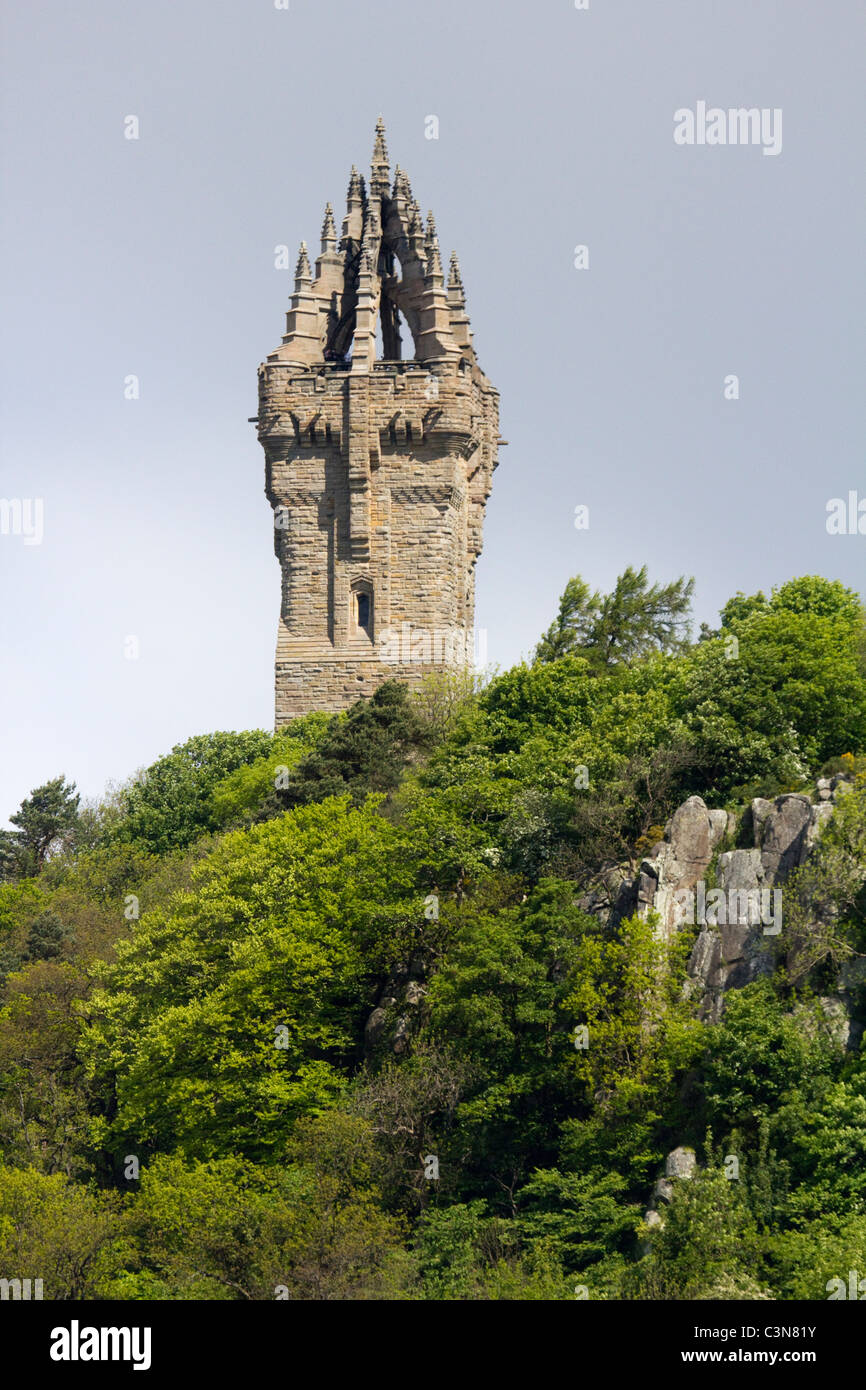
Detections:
347,373,371,562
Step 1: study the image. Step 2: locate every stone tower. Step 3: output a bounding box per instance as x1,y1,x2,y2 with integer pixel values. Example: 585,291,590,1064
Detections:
256,119,500,724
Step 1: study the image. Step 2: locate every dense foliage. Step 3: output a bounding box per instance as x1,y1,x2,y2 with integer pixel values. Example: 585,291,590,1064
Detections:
1,572,865,1299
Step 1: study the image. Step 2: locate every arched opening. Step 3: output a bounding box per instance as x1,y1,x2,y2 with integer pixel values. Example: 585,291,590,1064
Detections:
351,578,374,640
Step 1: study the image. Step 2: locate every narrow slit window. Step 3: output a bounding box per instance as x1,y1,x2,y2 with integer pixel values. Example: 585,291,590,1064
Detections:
357,592,371,631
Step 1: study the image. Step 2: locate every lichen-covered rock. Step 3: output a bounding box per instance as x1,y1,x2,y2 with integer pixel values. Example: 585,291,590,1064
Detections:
708,808,731,848
364,957,429,1055
793,995,861,1052
668,796,715,881
756,793,813,881
665,1146,697,1180
718,847,765,902
637,796,722,940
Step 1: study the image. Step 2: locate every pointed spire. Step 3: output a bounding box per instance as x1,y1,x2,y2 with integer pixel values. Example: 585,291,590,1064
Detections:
372,115,389,167
446,250,474,360
392,166,408,215
342,166,365,247
321,202,336,253
370,116,390,199
427,242,443,281
406,207,425,262
393,166,412,204
426,233,443,283
294,241,311,285
423,212,442,280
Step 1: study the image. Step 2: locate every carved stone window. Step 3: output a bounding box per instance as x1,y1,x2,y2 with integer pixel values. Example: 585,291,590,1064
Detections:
351,579,373,639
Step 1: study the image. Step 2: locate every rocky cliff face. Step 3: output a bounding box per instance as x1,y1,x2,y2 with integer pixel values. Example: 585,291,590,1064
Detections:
632,776,862,1235
595,775,858,1030
366,776,862,1056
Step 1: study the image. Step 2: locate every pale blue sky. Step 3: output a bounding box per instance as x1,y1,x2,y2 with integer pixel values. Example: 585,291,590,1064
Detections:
1,0,864,819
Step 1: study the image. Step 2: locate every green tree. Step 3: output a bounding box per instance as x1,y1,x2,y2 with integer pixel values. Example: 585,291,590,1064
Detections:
535,567,694,670
0,960,92,1176
701,981,836,1141
413,1200,569,1300
112,1119,409,1301
83,797,419,1159
781,781,866,984
24,909,70,962
625,1166,766,1300
534,577,602,664
516,1168,638,1273
0,1165,123,1299
678,604,866,798
116,731,275,855
207,712,332,827
2,776,80,878
282,680,427,808
426,880,594,1197
769,575,864,627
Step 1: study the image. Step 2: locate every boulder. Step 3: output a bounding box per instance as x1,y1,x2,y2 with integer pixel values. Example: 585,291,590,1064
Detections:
364,956,429,1055
708,808,730,849
392,1016,411,1054
638,797,723,940
668,797,714,884
665,1146,697,1180
751,798,774,843
755,794,813,883
364,1006,391,1047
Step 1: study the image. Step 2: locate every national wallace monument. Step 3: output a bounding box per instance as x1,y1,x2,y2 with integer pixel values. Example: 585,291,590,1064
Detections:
255,120,500,724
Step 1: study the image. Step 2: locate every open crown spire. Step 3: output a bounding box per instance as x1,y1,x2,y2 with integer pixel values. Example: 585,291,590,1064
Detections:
268,119,476,371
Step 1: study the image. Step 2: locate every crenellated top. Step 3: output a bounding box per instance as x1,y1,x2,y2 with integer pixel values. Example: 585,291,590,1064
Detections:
267,119,480,375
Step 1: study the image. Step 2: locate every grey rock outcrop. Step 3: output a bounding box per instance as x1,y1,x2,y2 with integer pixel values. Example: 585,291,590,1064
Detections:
685,782,854,1021
665,1146,697,1180
754,793,814,880
792,995,863,1053
581,776,857,1025
364,955,429,1055
643,1147,698,1242
636,796,730,940
685,846,773,1020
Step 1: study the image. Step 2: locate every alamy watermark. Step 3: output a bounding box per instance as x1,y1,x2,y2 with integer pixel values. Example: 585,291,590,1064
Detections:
826,1270,866,1300
673,879,782,936
50,1322,152,1370
378,622,487,667
0,498,43,546
826,491,866,535
0,1277,43,1300
674,103,782,157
